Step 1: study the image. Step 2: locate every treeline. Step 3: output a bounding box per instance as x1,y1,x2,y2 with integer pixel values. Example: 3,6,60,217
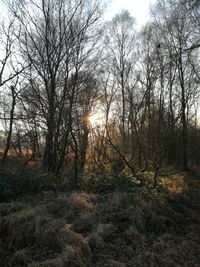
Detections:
0,0,200,184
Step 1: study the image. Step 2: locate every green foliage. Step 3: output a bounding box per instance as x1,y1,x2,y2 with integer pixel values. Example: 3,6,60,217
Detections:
0,164,137,201
80,173,137,193
64,174,78,191
0,168,56,202
110,158,125,174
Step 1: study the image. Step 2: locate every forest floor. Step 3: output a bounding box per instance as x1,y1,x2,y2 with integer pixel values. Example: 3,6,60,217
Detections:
0,170,200,267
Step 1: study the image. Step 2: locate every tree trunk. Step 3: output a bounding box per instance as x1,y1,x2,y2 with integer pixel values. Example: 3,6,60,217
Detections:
2,86,16,165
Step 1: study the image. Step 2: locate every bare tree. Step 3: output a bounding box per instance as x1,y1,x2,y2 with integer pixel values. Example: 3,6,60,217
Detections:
103,10,137,153
8,0,104,173
152,0,200,170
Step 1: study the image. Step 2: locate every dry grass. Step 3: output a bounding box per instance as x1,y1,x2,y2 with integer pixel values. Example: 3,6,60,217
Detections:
1,174,200,266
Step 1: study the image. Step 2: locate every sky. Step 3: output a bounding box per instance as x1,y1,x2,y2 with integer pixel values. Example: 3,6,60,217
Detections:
104,0,157,28
0,0,157,28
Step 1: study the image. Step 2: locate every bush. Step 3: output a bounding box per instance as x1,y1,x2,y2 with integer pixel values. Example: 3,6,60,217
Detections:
80,173,137,193
0,168,56,202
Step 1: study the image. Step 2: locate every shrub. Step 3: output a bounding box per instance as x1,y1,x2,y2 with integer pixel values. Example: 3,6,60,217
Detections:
0,168,56,202
80,173,137,193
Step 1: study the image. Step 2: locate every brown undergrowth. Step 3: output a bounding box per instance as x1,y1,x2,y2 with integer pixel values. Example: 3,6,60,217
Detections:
0,172,200,267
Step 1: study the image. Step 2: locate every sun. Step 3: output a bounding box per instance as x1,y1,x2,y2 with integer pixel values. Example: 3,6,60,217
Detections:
88,112,104,126
88,113,99,125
